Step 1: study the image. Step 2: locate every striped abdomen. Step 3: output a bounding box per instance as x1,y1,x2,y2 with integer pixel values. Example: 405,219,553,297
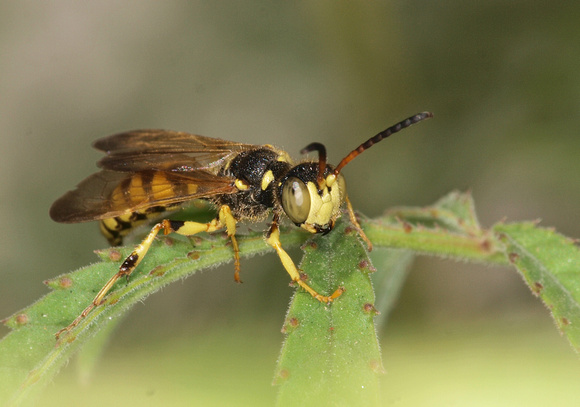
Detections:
99,171,198,245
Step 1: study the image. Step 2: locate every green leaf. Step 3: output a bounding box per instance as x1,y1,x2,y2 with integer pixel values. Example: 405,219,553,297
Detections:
274,219,383,407
370,248,415,331
2,191,579,405
383,190,482,233
0,228,309,406
494,222,580,352
362,191,507,264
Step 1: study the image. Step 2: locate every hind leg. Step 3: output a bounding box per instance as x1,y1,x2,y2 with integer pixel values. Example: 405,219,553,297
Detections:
56,205,238,339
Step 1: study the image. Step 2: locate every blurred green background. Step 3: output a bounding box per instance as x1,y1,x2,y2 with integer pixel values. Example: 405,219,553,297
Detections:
1,1,579,406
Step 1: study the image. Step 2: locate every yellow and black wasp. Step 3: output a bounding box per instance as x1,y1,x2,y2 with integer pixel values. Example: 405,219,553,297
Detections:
50,112,433,338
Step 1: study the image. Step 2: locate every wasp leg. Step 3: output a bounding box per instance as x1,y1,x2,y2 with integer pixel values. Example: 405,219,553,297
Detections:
345,195,372,251
55,205,239,339
217,205,241,283
55,220,171,339
266,217,344,303
170,205,241,280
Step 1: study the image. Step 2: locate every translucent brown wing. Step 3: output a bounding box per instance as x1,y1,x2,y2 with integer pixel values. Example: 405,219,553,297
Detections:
50,169,237,223
94,130,258,173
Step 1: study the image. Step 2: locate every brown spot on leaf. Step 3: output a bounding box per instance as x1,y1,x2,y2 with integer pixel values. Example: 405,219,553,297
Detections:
149,265,165,277
15,313,29,325
532,281,544,295
508,252,519,263
277,369,290,381
187,251,201,260
363,303,380,315
282,317,299,333
344,225,356,235
58,277,73,288
369,359,385,374
289,317,299,327
479,238,492,252
358,259,377,273
108,249,122,262
303,241,318,250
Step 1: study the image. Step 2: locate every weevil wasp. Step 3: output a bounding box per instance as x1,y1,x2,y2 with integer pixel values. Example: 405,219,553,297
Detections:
51,112,433,339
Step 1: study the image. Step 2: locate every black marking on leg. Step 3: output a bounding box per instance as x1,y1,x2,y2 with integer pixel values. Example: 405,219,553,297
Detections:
120,253,139,275
169,220,185,232
266,213,281,238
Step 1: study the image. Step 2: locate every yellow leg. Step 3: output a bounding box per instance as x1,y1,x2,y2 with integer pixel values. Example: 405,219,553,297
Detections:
56,205,239,339
266,220,344,303
345,195,372,251
170,205,241,280
218,205,241,282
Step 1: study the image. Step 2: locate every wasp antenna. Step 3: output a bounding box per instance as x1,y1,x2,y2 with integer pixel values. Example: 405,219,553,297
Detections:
300,142,327,188
334,111,434,176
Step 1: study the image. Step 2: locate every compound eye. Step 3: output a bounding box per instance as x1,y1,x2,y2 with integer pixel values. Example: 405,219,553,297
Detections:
281,177,311,224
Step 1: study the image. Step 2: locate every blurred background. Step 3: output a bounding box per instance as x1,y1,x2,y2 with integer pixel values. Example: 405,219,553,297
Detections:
1,1,579,406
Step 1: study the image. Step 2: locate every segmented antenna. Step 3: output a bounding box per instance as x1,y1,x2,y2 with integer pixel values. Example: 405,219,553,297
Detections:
300,142,327,189
333,111,433,176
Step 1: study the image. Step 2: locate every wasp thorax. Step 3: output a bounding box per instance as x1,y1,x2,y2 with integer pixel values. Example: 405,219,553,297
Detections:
280,163,346,233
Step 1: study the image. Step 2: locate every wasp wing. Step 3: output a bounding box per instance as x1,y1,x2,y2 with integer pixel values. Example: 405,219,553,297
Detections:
94,130,258,172
50,169,237,223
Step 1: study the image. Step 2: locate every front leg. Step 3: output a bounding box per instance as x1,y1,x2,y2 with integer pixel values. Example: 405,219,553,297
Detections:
345,195,372,251
265,215,344,303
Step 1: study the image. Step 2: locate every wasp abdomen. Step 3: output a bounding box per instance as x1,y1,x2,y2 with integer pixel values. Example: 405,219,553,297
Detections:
99,206,168,246
99,171,191,245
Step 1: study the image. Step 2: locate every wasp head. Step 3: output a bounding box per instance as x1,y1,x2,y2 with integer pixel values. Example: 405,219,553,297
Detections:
279,162,346,234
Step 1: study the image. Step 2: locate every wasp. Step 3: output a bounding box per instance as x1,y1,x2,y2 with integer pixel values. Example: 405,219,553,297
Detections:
50,112,433,338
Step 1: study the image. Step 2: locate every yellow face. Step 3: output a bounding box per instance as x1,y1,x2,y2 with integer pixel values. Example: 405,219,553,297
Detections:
281,172,346,234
